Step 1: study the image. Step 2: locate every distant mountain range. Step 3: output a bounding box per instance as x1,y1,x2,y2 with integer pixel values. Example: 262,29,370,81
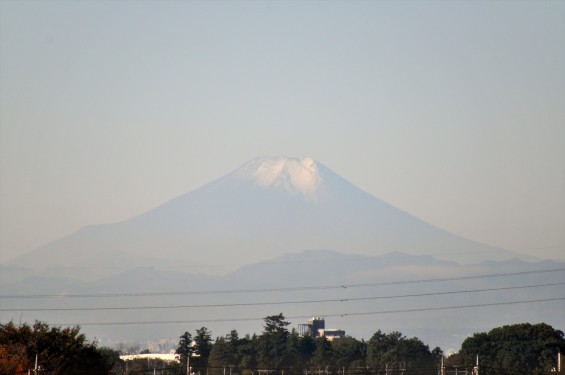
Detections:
2,156,562,352
1,250,563,352
8,156,527,278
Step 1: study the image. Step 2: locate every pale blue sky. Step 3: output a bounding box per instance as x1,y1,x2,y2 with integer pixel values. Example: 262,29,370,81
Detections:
1,0,564,262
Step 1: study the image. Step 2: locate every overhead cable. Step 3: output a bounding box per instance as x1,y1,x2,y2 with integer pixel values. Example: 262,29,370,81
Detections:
53,297,565,326
2,267,563,299
2,281,563,312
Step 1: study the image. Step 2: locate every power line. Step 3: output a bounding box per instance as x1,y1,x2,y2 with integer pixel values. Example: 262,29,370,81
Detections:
52,297,564,326
2,267,563,299
2,281,563,312
333,297,565,318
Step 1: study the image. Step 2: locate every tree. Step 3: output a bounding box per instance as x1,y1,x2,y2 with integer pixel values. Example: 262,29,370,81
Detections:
431,346,443,358
208,336,233,375
332,337,367,370
0,342,27,374
311,336,334,370
227,329,242,366
192,327,213,371
237,334,257,372
176,331,195,374
367,330,434,374
285,329,301,369
263,313,291,336
0,320,114,375
458,323,565,375
257,313,292,370
97,347,124,375
296,333,316,365
366,330,398,370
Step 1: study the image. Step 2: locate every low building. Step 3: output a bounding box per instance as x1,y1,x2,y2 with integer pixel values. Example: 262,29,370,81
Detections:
298,317,345,340
320,329,345,341
120,353,179,363
298,316,325,337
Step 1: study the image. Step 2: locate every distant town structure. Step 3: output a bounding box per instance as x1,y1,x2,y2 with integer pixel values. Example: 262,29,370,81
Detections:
119,353,179,363
320,328,346,340
297,317,345,340
298,317,325,337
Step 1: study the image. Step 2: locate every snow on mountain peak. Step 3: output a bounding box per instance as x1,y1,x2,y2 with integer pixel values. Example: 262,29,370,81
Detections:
236,156,323,201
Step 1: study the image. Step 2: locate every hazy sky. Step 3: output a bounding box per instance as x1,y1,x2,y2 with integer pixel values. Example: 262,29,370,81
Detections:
1,0,564,263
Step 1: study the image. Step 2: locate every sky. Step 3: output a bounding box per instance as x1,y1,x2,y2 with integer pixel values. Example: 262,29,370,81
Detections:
1,0,564,264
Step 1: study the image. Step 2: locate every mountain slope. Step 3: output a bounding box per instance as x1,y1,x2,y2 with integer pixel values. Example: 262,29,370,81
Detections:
10,156,523,275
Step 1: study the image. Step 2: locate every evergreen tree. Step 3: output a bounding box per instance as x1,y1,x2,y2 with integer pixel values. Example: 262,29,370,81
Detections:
311,336,334,370
227,329,240,361
286,329,302,370
176,331,195,374
193,327,213,371
332,337,366,370
237,334,257,372
257,313,291,370
208,336,234,375
297,334,316,365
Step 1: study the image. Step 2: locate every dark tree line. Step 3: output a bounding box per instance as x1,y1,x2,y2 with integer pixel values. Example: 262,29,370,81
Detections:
2,318,563,375
179,316,564,375
449,322,564,375
183,314,441,375
0,321,117,375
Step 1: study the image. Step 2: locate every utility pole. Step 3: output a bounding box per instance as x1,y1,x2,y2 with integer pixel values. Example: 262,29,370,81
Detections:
473,355,479,375
440,356,445,375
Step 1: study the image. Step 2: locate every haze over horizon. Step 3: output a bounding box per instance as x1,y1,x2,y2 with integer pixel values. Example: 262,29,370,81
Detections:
1,1,564,263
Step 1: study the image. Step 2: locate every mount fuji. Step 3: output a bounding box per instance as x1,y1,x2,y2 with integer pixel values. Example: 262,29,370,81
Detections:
10,156,524,276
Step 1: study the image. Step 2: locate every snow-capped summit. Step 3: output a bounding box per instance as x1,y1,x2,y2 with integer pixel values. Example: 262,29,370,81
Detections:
235,156,323,201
